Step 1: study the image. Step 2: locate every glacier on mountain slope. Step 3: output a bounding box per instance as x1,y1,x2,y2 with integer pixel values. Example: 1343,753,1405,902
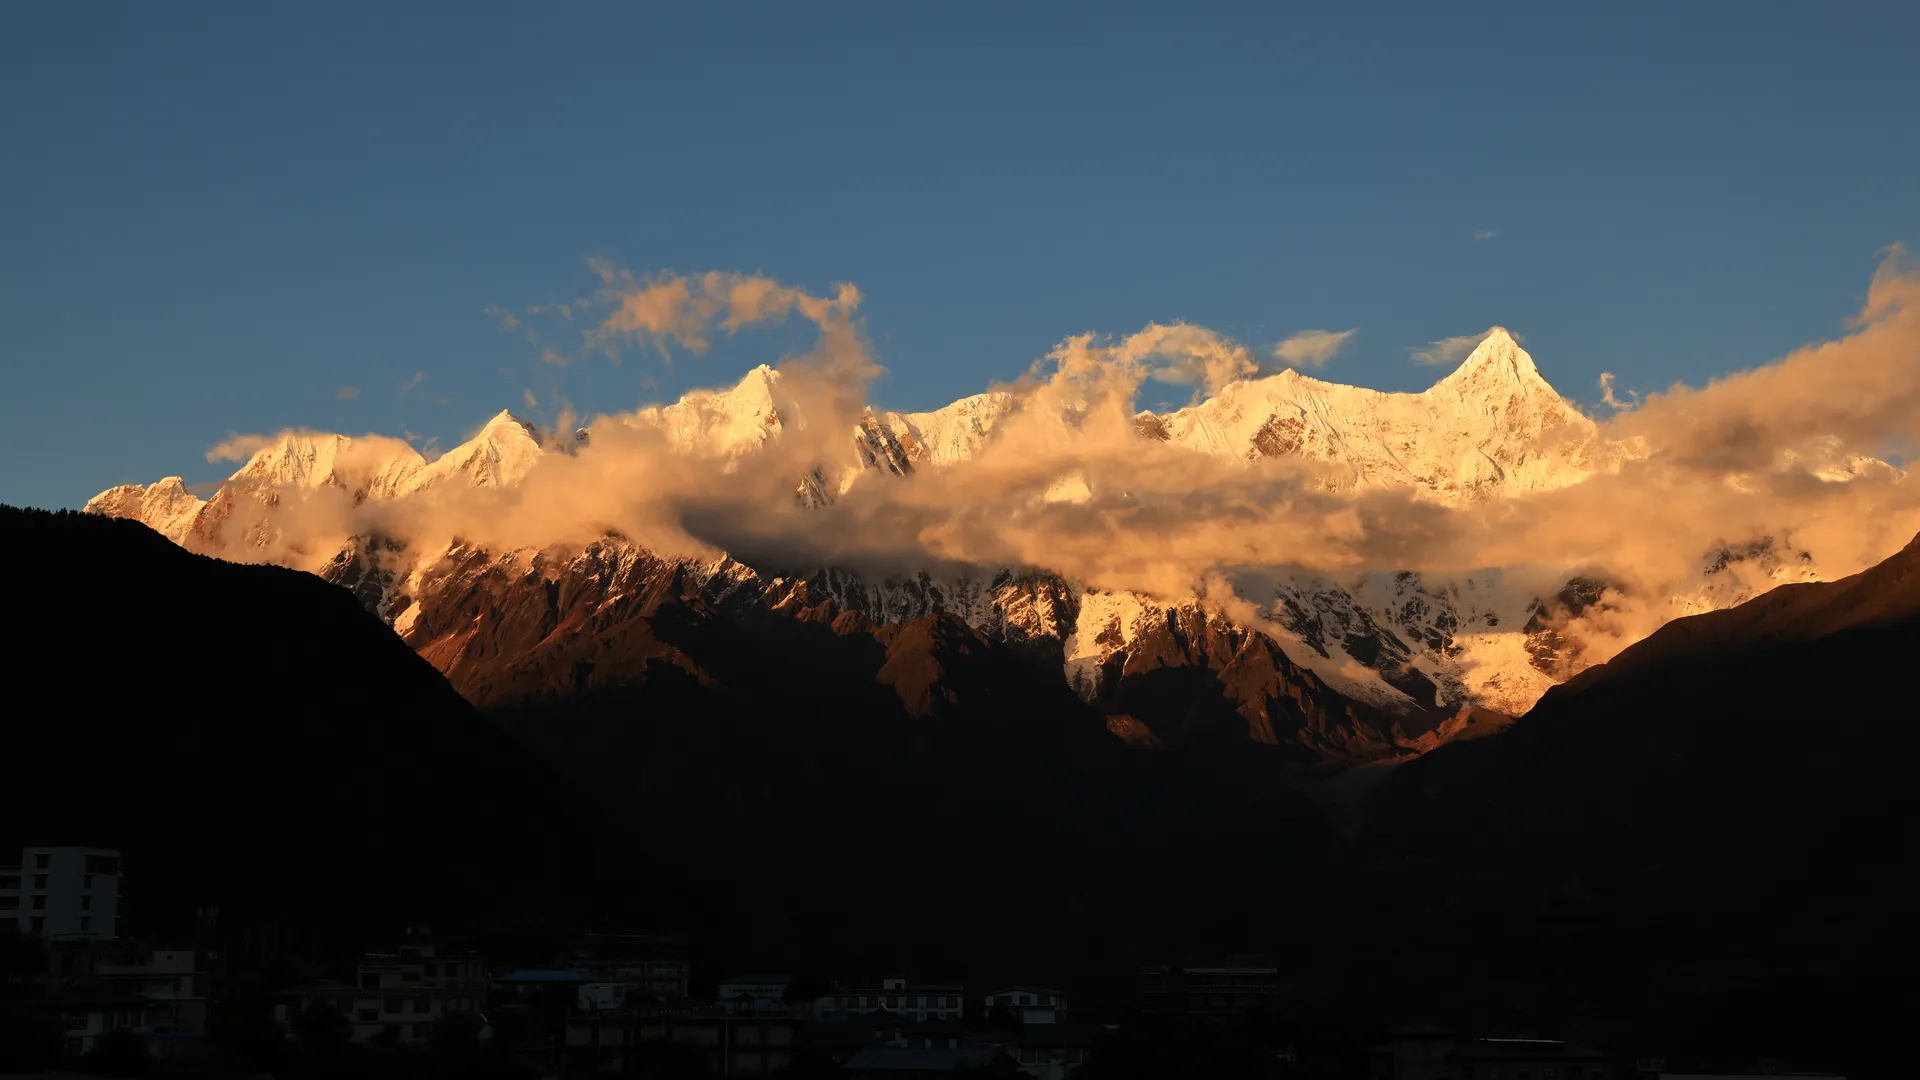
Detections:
80,331,1864,718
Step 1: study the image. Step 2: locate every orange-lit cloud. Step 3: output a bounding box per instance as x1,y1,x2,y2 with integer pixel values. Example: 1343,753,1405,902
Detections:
1410,326,1522,367
181,250,1920,674
206,433,277,463
1272,328,1357,369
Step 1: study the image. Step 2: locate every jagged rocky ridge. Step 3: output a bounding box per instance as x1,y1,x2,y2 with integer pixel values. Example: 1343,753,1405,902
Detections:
84,330,1851,760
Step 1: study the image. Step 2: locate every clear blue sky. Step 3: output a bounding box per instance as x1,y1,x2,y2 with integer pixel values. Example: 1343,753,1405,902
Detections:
4,3,1916,508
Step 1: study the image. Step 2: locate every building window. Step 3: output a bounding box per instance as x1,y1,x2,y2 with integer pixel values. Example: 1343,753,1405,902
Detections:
413,1023,433,1039
79,917,91,931
385,999,402,1014
0,897,15,910
412,998,430,1014
31,896,46,910
83,874,93,890
361,974,379,989
425,963,437,976
33,875,47,889
34,854,50,869
0,876,17,889
81,896,93,911
359,1010,378,1023
30,917,45,932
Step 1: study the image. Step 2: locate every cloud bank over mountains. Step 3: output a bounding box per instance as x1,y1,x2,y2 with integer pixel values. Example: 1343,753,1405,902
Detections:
88,247,1920,705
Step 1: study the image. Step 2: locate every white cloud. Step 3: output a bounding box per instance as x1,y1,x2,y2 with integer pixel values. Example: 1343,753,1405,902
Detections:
1474,229,1498,241
1410,328,1498,367
205,433,275,463
1272,328,1357,369
1598,372,1638,411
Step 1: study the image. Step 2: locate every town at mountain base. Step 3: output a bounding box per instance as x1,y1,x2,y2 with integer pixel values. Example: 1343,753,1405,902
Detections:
12,505,1920,1076
0,504,1351,992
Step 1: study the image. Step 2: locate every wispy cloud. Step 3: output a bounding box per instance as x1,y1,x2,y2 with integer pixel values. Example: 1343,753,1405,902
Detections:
205,433,276,463
336,385,360,400
1410,327,1500,367
583,264,865,367
484,304,521,333
1474,228,1498,241
1271,328,1357,370
401,427,441,461
1598,372,1639,410
398,371,450,406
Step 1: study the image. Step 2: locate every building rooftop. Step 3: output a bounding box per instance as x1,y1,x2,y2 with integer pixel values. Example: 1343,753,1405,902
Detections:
270,979,356,997
1365,1035,1609,1062
24,982,154,1008
1456,1038,1607,1061
1002,1022,1107,1047
842,1047,1013,1072
493,969,589,983
833,983,964,993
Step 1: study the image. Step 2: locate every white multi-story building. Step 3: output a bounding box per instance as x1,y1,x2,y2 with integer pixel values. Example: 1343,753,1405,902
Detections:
40,985,161,1058
0,846,123,940
983,986,1067,1025
577,981,631,1013
717,975,791,1014
814,977,964,1022
49,941,206,1036
346,941,490,1043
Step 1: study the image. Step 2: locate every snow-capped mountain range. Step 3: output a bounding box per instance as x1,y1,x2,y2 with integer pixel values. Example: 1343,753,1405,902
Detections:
85,330,1834,729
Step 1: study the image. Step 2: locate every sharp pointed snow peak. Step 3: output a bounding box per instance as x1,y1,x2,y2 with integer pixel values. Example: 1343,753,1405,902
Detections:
475,409,542,441
1427,326,1548,394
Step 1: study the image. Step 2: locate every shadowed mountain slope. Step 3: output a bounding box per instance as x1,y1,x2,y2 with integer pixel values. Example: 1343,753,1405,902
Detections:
1359,532,1920,1071
0,506,626,944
